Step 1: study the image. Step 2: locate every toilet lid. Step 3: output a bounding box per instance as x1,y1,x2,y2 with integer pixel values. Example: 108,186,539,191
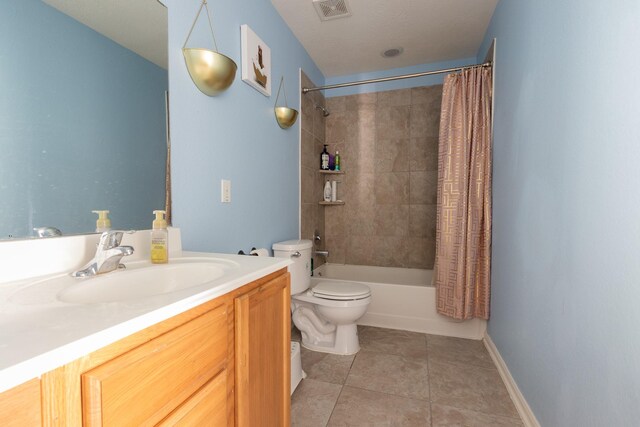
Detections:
311,281,371,300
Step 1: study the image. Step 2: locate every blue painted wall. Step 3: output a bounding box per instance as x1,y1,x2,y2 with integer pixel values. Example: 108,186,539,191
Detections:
323,57,476,97
479,1,640,425
0,0,168,238
163,0,323,254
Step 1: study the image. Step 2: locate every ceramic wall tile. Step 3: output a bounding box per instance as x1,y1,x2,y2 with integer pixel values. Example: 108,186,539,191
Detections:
377,105,410,140
376,138,409,172
344,92,377,111
375,172,410,204
409,136,439,172
321,84,442,269
409,171,438,204
377,88,412,107
411,84,443,106
374,205,409,237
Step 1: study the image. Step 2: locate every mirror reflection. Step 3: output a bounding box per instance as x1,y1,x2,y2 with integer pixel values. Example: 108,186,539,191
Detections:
0,0,168,240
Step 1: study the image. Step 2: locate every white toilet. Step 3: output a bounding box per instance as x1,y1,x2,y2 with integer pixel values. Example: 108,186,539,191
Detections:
273,239,371,355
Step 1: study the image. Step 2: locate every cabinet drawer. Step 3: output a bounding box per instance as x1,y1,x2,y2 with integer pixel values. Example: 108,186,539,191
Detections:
158,370,228,427
82,303,228,427
0,378,42,427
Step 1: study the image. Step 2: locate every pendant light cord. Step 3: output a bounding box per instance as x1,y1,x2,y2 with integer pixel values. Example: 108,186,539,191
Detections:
275,76,288,108
183,0,219,51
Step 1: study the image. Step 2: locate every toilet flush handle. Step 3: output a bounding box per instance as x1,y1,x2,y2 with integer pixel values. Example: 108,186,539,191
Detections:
291,251,302,258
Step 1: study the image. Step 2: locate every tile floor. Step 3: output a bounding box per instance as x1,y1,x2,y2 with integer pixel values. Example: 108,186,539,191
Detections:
291,326,524,427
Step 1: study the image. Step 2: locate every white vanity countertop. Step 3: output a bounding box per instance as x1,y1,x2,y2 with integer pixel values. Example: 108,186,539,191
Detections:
0,251,291,393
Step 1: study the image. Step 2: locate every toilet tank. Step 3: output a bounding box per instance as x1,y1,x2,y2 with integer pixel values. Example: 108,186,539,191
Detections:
272,239,312,294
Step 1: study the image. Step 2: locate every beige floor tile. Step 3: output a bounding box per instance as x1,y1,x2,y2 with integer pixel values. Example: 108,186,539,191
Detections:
301,347,356,385
327,386,430,427
427,335,495,369
431,403,524,426
291,379,343,427
345,351,430,400
358,326,428,359
429,361,519,419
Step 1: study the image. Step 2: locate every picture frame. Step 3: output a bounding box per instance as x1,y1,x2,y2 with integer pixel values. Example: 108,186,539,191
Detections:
240,24,271,97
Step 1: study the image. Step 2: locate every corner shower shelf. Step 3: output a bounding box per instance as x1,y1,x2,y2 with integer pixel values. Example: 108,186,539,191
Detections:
318,201,345,206
318,170,344,174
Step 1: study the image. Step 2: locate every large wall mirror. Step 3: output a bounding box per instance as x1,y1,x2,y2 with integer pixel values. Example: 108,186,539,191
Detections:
0,0,168,240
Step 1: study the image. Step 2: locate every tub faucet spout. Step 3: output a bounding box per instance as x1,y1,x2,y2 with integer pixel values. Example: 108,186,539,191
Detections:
314,250,329,257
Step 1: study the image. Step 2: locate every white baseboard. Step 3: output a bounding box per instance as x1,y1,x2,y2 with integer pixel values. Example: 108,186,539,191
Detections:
483,333,541,427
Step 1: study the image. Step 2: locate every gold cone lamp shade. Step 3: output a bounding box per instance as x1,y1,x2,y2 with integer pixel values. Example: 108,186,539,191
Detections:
183,48,237,96
274,76,299,129
182,0,236,96
275,106,299,129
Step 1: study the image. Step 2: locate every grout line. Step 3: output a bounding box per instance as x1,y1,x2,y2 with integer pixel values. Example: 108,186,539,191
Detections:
342,381,431,402
425,333,434,427
325,382,345,427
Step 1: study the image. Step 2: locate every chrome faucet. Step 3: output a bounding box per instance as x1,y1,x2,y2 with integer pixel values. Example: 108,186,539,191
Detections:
72,230,134,278
314,250,329,257
33,227,62,238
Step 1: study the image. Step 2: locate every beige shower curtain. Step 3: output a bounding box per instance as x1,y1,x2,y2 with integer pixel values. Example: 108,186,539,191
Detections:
435,66,492,320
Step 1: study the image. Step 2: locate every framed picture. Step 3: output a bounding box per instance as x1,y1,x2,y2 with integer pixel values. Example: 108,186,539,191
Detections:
241,24,271,97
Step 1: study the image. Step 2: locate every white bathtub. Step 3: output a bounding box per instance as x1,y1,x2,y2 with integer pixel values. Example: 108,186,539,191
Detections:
312,264,486,340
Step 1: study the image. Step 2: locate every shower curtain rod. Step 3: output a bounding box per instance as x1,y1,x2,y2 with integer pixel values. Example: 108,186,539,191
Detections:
302,62,492,93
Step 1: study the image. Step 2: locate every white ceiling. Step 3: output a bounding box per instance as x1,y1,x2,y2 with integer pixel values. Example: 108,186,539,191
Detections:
42,0,168,69
271,0,498,77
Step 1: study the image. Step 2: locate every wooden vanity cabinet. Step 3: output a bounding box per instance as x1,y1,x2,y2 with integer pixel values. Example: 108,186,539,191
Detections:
36,268,289,427
0,378,42,427
235,272,291,427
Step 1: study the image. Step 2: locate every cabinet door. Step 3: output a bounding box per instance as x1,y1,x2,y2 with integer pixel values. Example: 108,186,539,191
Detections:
81,304,228,427
0,379,42,427
158,370,228,427
235,273,291,427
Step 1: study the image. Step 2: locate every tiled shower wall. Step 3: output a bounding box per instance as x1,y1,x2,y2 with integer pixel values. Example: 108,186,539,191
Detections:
321,85,442,269
300,71,326,267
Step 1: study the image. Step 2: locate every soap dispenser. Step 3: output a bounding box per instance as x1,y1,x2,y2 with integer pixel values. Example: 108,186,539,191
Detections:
151,210,168,264
92,210,111,233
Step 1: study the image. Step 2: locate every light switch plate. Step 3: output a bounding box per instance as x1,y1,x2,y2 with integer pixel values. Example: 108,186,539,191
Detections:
221,179,231,203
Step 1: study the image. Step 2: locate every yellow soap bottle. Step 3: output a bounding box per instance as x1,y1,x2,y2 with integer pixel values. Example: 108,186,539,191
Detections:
151,210,168,264
92,210,111,233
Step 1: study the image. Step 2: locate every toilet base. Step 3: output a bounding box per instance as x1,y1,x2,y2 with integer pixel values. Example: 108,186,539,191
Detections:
300,324,361,355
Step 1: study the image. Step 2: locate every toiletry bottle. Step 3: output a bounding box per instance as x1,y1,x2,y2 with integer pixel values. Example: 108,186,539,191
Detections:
334,150,341,171
320,145,330,170
323,181,332,202
331,181,337,202
92,210,111,233
151,210,169,264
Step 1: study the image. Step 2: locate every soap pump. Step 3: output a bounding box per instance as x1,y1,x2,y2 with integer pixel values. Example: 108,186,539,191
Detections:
151,210,168,264
92,210,111,233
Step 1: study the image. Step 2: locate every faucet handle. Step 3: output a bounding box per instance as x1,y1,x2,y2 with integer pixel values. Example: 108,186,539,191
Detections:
98,230,136,249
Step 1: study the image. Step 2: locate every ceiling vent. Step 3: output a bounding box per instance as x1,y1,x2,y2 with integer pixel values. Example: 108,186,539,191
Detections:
312,0,351,21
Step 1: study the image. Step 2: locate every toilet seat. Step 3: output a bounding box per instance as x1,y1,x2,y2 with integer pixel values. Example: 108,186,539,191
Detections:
292,291,371,308
311,281,371,301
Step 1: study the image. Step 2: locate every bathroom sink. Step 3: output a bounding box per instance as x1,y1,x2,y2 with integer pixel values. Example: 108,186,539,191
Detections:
9,258,240,305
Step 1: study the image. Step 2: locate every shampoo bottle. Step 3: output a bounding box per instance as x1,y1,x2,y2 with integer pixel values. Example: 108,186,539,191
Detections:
323,181,332,202
151,210,168,264
320,145,330,170
334,150,341,171
92,210,111,233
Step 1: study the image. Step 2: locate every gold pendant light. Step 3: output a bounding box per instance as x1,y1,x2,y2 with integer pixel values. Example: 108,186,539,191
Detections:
182,0,237,96
274,76,299,129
